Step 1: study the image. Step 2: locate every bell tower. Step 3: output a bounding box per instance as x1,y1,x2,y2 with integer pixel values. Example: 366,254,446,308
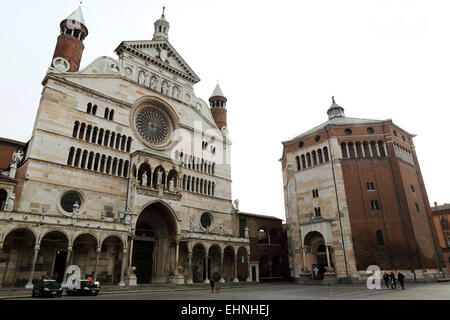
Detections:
51,6,88,72
209,83,228,130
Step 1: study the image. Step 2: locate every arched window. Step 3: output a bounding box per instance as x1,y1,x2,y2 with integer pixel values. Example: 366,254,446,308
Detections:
295,156,301,171
109,109,114,121
121,135,126,151
212,182,215,196
312,151,317,166
115,134,121,149
87,103,92,114
92,104,97,115
317,149,323,164
73,121,80,138
94,153,100,171
441,218,449,230
123,160,129,177
376,230,384,246
67,147,75,166
112,158,118,175
106,156,112,174
74,148,82,167
323,147,329,162
98,129,104,145
104,130,110,147
301,155,306,169
78,123,85,140
100,155,106,172
87,152,94,170
104,108,109,119
92,127,98,143
212,163,215,175
85,125,92,142
127,137,132,152
340,142,348,158
0,189,7,210
182,175,186,190
306,153,312,167
257,228,269,244
118,159,123,177
81,150,89,168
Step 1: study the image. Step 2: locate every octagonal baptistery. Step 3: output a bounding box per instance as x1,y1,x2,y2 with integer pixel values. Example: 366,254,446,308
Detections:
0,6,251,288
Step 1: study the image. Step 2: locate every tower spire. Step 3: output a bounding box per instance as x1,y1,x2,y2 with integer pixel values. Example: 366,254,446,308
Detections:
327,96,345,119
153,6,170,41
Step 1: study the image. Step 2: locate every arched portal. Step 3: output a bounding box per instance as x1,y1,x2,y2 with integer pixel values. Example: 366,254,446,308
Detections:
0,228,36,287
39,231,69,283
192,243,206,283
72,233,98,279
100,236,124,284
303,231,330,280
223,246,235,282
208,245,221,282
132,202,177,284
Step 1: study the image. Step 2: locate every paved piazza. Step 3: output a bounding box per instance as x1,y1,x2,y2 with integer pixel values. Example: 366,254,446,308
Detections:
12,282,450,300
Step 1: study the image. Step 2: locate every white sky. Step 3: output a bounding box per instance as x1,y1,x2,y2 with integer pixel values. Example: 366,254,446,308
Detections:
1,0,450,221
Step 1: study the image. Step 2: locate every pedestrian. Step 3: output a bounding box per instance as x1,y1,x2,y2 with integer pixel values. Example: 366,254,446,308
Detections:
390,271,396,289
397,272,405,290
383,272,390,289
210,277,215,293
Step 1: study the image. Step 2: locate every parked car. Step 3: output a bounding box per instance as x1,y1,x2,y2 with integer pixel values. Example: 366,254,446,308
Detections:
32,279,63,298
66,279,100,296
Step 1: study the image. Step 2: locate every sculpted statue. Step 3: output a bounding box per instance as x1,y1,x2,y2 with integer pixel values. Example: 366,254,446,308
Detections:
171,266,184,277
4,193,15,212
141,172,148,187
169,179,175,192
41,205,48,215
124,208,131,225
150,77,158,90
72,201,80,218
233,199,240,211
128,266,137,278
219,224,224,236
245,226,249,239
162,82,169,95
11,149,24,167
189,217,195,231
138,72,146,85
157,169,163,186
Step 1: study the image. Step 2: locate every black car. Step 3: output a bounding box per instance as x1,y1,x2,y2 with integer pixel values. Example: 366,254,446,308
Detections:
32,279,63,298
66,280,100,296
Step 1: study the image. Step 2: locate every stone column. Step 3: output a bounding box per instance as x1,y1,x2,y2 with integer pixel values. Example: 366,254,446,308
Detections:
353,144,358,158
246,255,252,282
219,252,225,283
268,261,273,277
299,158,303,170
361,144,366,158
302,247,306,271
175,240,180,266
369,143,374,157
383,143,388,156
187,250,193,284
233,253,239,282
93,247,101,282
203,253,210,284
119,248,128,286
25,243,40,289
128,238,134,267
61,246,72,287
256,264,260,282
325,246,331,268
375,143,381,157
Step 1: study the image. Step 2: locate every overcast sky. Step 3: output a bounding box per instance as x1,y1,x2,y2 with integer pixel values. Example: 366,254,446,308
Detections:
1,0,449,221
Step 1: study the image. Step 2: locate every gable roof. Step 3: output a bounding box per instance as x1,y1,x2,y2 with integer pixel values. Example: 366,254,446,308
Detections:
114,40,200,84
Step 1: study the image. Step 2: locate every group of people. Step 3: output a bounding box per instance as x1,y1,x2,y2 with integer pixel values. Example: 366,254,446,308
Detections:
383,271,405,290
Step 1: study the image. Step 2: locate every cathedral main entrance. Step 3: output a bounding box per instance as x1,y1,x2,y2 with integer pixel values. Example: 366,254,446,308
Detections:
132,201,177,284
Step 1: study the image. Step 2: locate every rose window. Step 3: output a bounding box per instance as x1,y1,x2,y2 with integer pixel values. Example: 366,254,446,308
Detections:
135,107,170,145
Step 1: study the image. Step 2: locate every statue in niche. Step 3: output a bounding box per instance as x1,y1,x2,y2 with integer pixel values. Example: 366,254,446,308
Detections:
41,205,48,215
169,179,175,192
161,82,169,95
245,226,249,239
219,224,224,236
141,172,148,187
72,201,80,218
189,217,195,231
4,193,15,212
124,208,131,225
138,72,146,85
157,169,163,186
150,77,158,90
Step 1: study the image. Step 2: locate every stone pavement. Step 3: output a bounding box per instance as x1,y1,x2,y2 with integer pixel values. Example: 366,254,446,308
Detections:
5,281,450,300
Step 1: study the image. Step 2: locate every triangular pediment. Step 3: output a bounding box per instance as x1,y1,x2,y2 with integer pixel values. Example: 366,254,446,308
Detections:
115,40,200,84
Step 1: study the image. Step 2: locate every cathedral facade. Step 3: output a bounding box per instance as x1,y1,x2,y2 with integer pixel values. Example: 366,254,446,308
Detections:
281,99,444,283
0,7,251,288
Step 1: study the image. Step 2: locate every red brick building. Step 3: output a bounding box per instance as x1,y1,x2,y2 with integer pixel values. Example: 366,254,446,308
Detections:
431,203,450,275
281,98,444,283
237,212,290,282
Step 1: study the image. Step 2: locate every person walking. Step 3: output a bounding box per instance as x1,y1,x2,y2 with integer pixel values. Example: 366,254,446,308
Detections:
210,277,215,293
397,272,405,290
389,271,397,289
383,272,390,289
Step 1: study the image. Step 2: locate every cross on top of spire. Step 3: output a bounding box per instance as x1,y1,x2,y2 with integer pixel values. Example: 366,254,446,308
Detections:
162,6,166,18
